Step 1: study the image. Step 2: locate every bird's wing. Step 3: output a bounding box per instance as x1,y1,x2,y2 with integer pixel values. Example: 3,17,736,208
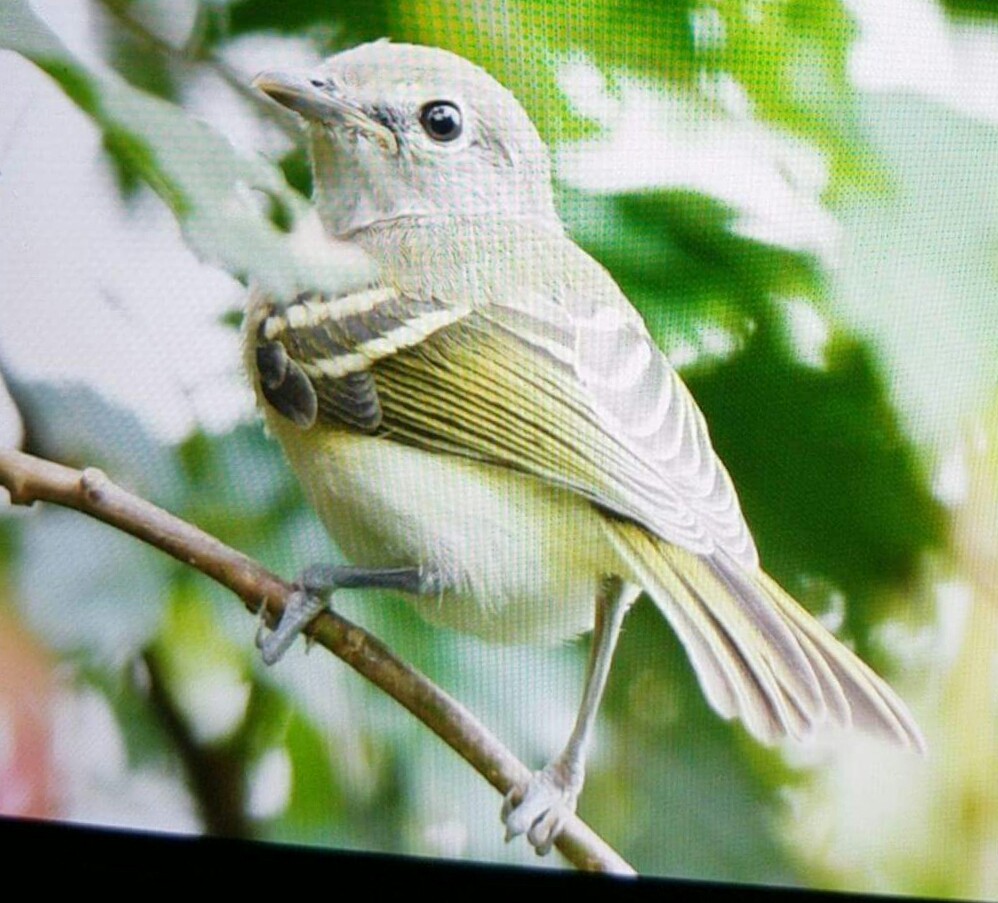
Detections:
255,281,756,567
477,291,922,751
255,283,925,751
479,291,759,569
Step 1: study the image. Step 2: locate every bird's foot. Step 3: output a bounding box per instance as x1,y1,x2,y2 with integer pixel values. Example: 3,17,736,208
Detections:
256,564,337,665
502,759,583,856
256,586,328,665
256,564,437,665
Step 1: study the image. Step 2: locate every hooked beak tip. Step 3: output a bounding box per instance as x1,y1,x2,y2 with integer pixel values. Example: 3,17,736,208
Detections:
251,70,308,108
250,72,272,93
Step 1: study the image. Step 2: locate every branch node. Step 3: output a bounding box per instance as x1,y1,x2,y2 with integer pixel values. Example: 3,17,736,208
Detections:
4,483,30,507
344,624,366,656
80,466,109,501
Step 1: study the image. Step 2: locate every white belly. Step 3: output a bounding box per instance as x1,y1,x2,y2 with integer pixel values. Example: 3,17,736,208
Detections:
269,417,617,644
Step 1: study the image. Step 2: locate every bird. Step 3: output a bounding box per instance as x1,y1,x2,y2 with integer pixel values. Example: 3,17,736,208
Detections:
246,40,925,856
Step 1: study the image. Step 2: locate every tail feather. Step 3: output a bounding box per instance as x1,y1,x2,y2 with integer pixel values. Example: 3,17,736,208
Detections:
606,521,925,752
775,619,853,729
706,551,827,716
668,561,817,741
649,559,785,739
607,522,822,743
634,568,741,720
757,571,926,752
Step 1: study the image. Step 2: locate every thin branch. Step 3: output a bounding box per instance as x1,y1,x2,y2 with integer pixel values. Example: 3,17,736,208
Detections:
141,647,251,838
0,447,635,876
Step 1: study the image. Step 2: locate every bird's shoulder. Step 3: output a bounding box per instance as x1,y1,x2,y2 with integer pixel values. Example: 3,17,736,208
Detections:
352,214,640,322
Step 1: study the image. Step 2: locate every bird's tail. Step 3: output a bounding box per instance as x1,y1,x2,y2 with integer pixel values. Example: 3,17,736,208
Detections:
605,520,925,752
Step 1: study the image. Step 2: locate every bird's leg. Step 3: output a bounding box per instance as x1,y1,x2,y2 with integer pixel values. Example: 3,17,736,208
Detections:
256,563,442,665
503,577,639,855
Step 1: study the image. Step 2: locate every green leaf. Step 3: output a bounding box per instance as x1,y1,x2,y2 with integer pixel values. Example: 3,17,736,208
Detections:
225,0,392,48
716,0,872,190
0,0,372,299
565,190,821,338
941,0,998,19
686,329,944,646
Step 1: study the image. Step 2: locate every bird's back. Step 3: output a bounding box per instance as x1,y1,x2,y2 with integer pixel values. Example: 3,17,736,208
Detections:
352,214,760,567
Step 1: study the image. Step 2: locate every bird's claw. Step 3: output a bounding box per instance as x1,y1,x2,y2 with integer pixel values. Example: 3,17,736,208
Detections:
502,762,581,856
256,587,329,665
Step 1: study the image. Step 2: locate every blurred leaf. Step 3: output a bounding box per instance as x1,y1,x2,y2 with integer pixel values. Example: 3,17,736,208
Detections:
80,657,174,767
218,308,245,330
17,509,171,660
0,522,18,571
225,0,391,49
266,709,342,841
6,384,184,665
155,592,252,747
565,190,820,340
595,600,800,883
173,425,310,555
941,0,998,19
686,330,944,647
279,147,314,200
0,0,372,298
831,94,998,450
8,379,180,502
99,6,180,103
716,0,872,190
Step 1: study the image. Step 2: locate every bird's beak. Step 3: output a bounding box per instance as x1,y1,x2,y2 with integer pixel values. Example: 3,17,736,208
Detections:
252,69,398,154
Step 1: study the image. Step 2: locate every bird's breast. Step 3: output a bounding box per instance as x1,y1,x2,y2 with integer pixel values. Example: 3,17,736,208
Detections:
267,415,614,644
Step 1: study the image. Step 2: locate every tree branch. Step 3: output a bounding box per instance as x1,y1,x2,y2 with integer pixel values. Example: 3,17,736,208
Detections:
0,447,635,876
141,646,252,839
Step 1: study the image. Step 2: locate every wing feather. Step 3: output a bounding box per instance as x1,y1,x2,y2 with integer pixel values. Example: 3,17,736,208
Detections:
374,314,713,550
258,283,758,564
253,273,923,750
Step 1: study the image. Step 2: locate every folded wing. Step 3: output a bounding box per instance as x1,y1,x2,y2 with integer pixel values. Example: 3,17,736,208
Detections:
256,280,924,750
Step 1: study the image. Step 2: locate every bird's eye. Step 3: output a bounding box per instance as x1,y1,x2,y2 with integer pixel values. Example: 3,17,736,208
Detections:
419,101,463,142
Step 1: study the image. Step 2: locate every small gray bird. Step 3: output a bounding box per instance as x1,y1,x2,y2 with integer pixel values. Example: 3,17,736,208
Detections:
247,41,924,855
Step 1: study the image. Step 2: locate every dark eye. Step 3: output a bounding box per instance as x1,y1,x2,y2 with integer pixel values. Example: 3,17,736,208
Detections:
419,101,462,142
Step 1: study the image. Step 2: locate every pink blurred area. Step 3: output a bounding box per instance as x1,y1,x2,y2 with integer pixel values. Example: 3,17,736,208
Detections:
0,607,59,819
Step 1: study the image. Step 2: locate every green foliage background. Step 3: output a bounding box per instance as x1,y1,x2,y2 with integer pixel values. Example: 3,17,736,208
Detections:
1,0,996,896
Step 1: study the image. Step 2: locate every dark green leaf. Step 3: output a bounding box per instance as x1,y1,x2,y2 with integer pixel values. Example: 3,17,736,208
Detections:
687,330,944,644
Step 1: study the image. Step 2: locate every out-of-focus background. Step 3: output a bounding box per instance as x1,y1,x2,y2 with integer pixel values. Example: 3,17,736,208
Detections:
1,0,996,895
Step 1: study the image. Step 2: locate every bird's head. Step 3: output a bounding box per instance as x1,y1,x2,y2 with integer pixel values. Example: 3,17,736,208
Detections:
254,41,559,237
